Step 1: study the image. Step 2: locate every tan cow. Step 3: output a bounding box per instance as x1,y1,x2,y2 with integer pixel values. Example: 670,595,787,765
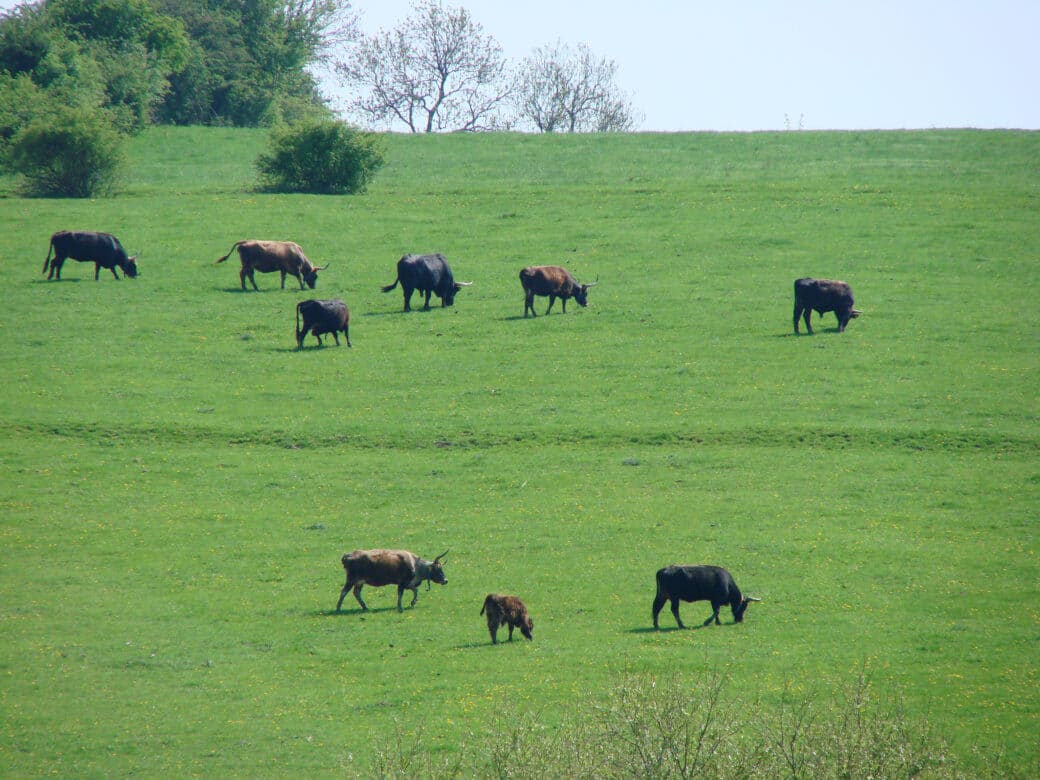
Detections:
216,240,328,291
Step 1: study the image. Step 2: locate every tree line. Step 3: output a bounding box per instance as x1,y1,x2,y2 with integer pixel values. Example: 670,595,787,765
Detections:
0,0,638,195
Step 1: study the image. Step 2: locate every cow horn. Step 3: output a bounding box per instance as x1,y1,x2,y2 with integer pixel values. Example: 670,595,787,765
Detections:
746,596,762,602
586,276,600,288
457,281,473,286
318,263,330,271
434,549,449,563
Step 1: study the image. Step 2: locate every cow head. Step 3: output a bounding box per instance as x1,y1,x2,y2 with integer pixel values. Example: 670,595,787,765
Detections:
303,263,330,289
427,550,449,588
733,596,761,622
444,281,473,306
574,278,598,307
122,256,139,278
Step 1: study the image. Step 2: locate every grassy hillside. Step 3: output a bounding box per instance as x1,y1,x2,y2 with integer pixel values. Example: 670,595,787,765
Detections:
0,127,1037,776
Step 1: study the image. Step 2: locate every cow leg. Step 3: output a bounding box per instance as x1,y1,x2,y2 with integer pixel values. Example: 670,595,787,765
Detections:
344,326,351,348
704,605,721,626
280,270,287,289
402,286,413,311
524,292,535,317
409,586,420,607
336,577,355,610
423,290,432,311
489,620,498,644
330,332,340,346
507,624,515,641
108,266,121,280
561,298,567,313
353,583,369,610
652,593,668,629
546,295,556,315
670,598,686,629
802,310,813,335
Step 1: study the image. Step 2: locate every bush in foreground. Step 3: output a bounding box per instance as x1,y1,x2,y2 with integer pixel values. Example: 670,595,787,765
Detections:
255,120,385,194
370,670,1036,779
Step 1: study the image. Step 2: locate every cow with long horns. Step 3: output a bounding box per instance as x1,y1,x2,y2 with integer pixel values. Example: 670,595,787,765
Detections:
381,253,471,311
519,265,596,317
652,564,760,629
215,240,328,291
336,549,449,612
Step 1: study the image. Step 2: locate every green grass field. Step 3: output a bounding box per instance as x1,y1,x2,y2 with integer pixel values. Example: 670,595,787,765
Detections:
1,127,1037,776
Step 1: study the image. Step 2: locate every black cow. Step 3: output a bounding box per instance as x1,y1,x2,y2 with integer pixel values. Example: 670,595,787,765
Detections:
381,253,471,311
519,265,596,317
793,278,862,334
652,565,760,629
43,231,139,280
296,299,350,349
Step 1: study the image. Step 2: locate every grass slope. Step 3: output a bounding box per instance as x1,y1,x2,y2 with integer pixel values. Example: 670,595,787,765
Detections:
1,128,1037,776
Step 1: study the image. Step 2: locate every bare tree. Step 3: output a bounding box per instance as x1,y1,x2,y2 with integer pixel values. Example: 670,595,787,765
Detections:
335,0,511,132
515,41,640,133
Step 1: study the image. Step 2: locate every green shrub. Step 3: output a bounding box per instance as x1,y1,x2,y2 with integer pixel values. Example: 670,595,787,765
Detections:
255,119,385,194
8,106,123,197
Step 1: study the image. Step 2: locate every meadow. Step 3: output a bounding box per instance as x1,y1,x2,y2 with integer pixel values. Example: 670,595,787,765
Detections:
0,127,1037,776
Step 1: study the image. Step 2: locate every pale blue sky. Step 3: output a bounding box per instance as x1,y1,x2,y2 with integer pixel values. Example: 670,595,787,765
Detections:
2,0,1035,131
329,0,1039,131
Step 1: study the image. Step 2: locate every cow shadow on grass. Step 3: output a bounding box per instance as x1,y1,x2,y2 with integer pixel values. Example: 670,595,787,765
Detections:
628,623,723,634
315,606,404,618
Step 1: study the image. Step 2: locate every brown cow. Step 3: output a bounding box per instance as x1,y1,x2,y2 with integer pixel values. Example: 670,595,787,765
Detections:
480,594,534,643
519,265,596,317
216,240,328,291
793,278,862,334
336,549,448,612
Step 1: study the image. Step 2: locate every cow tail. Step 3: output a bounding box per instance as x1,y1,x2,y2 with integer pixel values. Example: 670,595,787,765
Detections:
380,276,399,293
215,241,242,264
295,301,303,342
42,237,54,274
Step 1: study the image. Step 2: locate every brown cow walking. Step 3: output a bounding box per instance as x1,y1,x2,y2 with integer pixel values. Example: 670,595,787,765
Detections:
336,549,448,612
216,240,328,291
480,594,534,643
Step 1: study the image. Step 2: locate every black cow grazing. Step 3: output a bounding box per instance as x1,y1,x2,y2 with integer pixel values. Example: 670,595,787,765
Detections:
793,277,862,334
381,253,472,311
336,549,448,612
43,231,139,281
652,565,760,629
519,265,596,317
296,299,350,349
480,594,534,644
215,240,328,291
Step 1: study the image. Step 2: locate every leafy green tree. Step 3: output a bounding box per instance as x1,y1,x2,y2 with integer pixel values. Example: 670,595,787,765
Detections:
153,0,354,126
255,119,383,194
8,105,124,196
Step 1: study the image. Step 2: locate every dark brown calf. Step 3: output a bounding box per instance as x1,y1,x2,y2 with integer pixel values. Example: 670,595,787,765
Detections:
480,594,534,643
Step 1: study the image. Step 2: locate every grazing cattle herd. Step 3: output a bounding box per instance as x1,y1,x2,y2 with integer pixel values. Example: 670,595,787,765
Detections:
39,226,869,640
